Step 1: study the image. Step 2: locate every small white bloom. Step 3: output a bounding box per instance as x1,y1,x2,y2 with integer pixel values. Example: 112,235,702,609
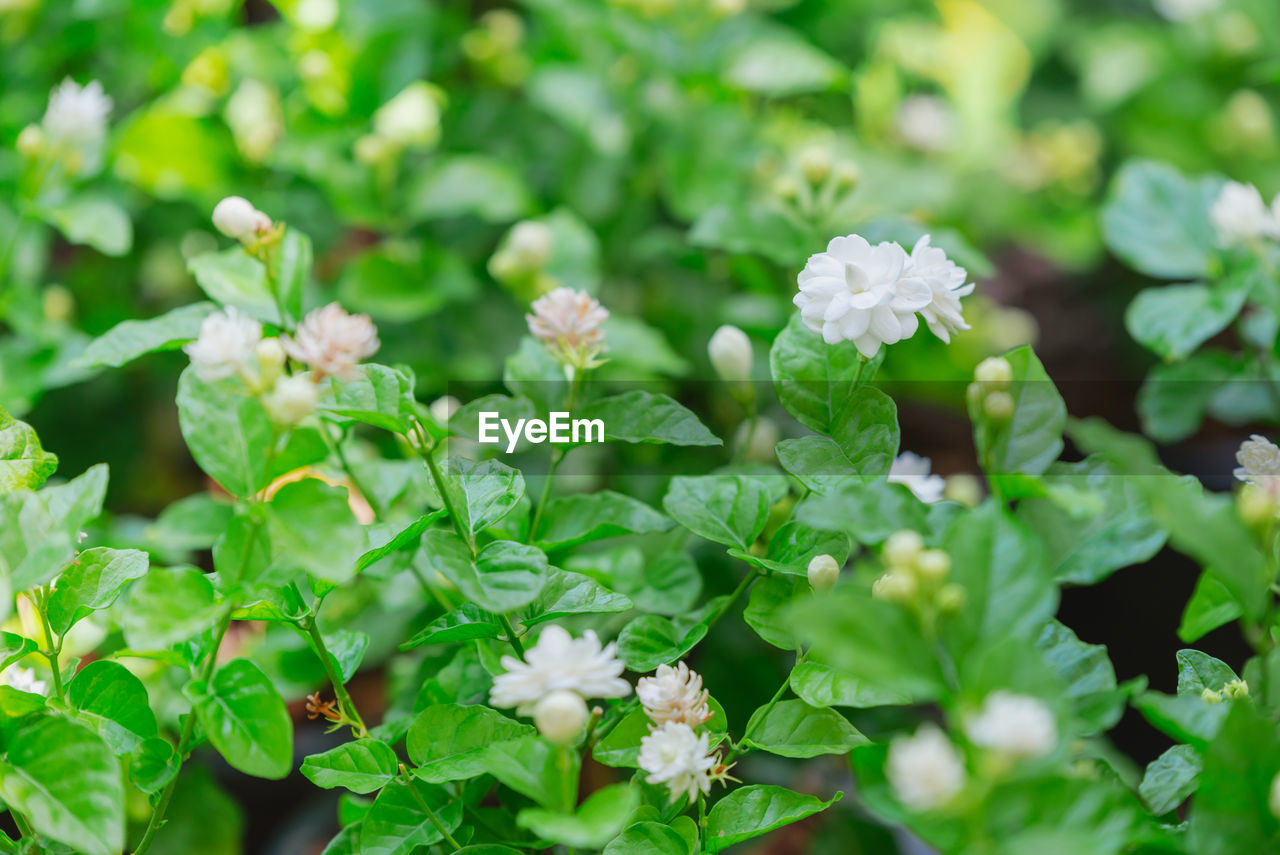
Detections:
42,78,112,144
1210,181,1277,246
374,83,441,148
533,689,590,744
212,196,271,241
794,235,931,358
638,721,717,803
904,236,974,343
506,221,554,270
889,452,946,504
707,325,753,383
183,307,263,382
1235,434,1280,493
883,529,924,568
262,374,318,425
637,662,712,727
283,303,380,381
965,691,1057,758
490,625,630,714
430,395,461,425
1153,0,1220,21
1,666,48,696
897,95,955,153
887,725,966,811
526,288,609,360
807,554,840,591
974,356,1013,388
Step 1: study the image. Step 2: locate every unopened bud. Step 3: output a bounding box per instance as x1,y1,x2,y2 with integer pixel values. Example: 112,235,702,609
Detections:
772,175,800,201
915,549,951,584
262,374,318,426
797,146,832,185
982,390,1016,421
42,285,74,324
872,571,917,604
708,324,753,383
16,124,45,158
1223,678,1249,699
883,530,924,568
374,83,442,148
943,474,982,507
533,689,589,744
833,161,860,190
1238,484,1277,525
255,338,287,386
1201,688,1222,704
936,583,966,613
807,554,840,592
734,417,779,464
506,220,554,269
354,133,396,166
974,356,1013,388
212,196,271,241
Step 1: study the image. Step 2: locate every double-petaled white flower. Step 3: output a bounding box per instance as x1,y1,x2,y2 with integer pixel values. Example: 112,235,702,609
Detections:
1210,181,1277,246
184,307,263,382
637,662,712,727
889,452,946,504
42,78,112,145
964,692,1057,758
638,720,718,803
887,725,967,811
1235,434,1280,493
283,303,380,381
526,288,609,366
1,666,48,696
905,236,975,343
489,625,630,715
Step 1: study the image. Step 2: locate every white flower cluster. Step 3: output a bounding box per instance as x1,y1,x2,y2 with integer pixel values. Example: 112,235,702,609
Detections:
490,625,630,743
184,307,263,383
794,234,974,358
43,78,112,146
871,529,963,615
964,691,1057,759
887,725,966,811
888,451,946,504
636,661,726,803
526,287,609,369
1210,181,1280,247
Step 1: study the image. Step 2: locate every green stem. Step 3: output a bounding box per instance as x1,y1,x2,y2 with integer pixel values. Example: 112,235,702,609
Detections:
399,767,461,852
422,444,472,552
558,744,577,812
727,650,804,763
497,614,526,659
327,426,383,520
302,609,369,738
12,808,40,853
706,566,761,632
34,587,64,701
528,447,565,541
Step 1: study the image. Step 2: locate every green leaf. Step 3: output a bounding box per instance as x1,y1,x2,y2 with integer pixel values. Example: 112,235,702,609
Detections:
301,739,399,794
121,566,220,651
68,660,159,754
188,248,282,324
275,229,310,324
322,364,417,434
788,660,909,708
1137,350,1239,443
533,491,672,550
441,458,526,542
662,474,772,549
774,386,900,494
149,493,235,552
743,574,805,650
481,735,579,808
1036,622,1127,734
47,547,149,634
593,700,728,770
176,369,279,498
129,737,179,794
0,714,124,855
742,699,867,758
0,407,57,492
409,154,533,223
517,783,638,849
795,479,928,546
603,821,693,855
1132,691,1228,748
584,549,702,616
1186,703,1280,854
1176,649,1239,696
137,765,243,854
266,479,366,586
703,785,841,853
401,603,500,650
769,313,870,434
1125,277,1251,362
44,196,132,256
523,568,632,626
418,531,548,614
360,779,463,855
1101,160,1222,280
617,598,726,672
0,633,36,672
577,392,721,446
721,31,846,96
408,703,534,784
1140,745,1202,815
187,657,293,779
731,521,850,577
1179,572,1243,643
72,302,216,370
968,346,1066,479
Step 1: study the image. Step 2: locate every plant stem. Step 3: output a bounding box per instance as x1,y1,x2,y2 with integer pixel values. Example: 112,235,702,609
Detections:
528,447,565,540
706,566,761,632
399,766,461,852
497,614,526,659
302,611,369,738
13,808,40,853
34,587,64,701
727,650,804,763
421,444,471,552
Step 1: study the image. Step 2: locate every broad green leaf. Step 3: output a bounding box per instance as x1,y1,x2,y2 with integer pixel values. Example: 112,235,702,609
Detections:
44,196,132,256
418,531,547,614
409,154,533,223
266,478,366,585
1140,745,1202,815
743,575,805,649
517,783,638,849
788,660,909,708
577,392,721,446
769,313,871,434
617,597,727,672
301,740,398,794
0,407,57,492
1101,160,1222,280
523,568,632,626
732,521,851,578
1125,276,1250,362
121,566,220,651
187,658,293,779
360,779,463,855
0,714,124,855
322,364,417,434
47,547,149,634
742,700,867,758
1136,350,1239,443
533,491,672,550
603,821,692,855
795,479,929,546
481,735,579,808
1186,703,1280,854
176,369,279,498
2,464,108,592
1179,573,1243,643
1133,691,1228,748
575,548,703,616
188,248,282,324
1176,649,1239,696
357,509,443,572
703,785,841,853
1036,622,1126,733
662,475,772,549
774,386,899,493
968,346,1066,480
68,660,158,754
149,493,235,552
441,458,526,542
73,302,215,370
275,229,310,324
129,737,179,794
400,603,500,650
721,31,846,96
0,633,35,671
408,703,534,784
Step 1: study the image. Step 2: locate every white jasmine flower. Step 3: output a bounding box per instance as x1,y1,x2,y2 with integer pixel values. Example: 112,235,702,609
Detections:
533,689,590,744
42,78,112,145
283,303,380,381
637,662,712,727
183,307,263,382
638,721,717,803
794,235,931,358
262,374,319,425
212,196,271,241
888,452,946,503
897,95,955,153
1153,0,1220,21
903,236,974,343
1210,181,1277,246
526,288,609,363
1,666,48,696
707,324,753,383
887,725,967,811
374,83,441,148
1235,434,1280,492
489,625,630,714
807,554,840,591
964,692,1057,758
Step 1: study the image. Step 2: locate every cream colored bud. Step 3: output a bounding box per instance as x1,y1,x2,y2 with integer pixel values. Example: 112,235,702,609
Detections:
982,391,1016,421
708,324,753,383
943,474,983,507
255,338,287,386
872,571,917,604
212,196,270,241
797,146,832,184
507,220,554,269
533,689,589,744
936,583,966,613
807,554,840,592
374,83,441,148
354,134,396,166
734,416,779,464
833,161,860,190
1201,688,1223,704
1223,678,1249,699
915,549,951,584
772,175,800,201
883,530,924,568
1238,484,1277,525
262,375,318,426
42,285,74,324
974,356,1013,388
16,124,45,158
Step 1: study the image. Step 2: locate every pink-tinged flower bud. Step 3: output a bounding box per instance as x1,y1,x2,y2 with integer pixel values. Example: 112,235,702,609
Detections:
212,196,271,241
